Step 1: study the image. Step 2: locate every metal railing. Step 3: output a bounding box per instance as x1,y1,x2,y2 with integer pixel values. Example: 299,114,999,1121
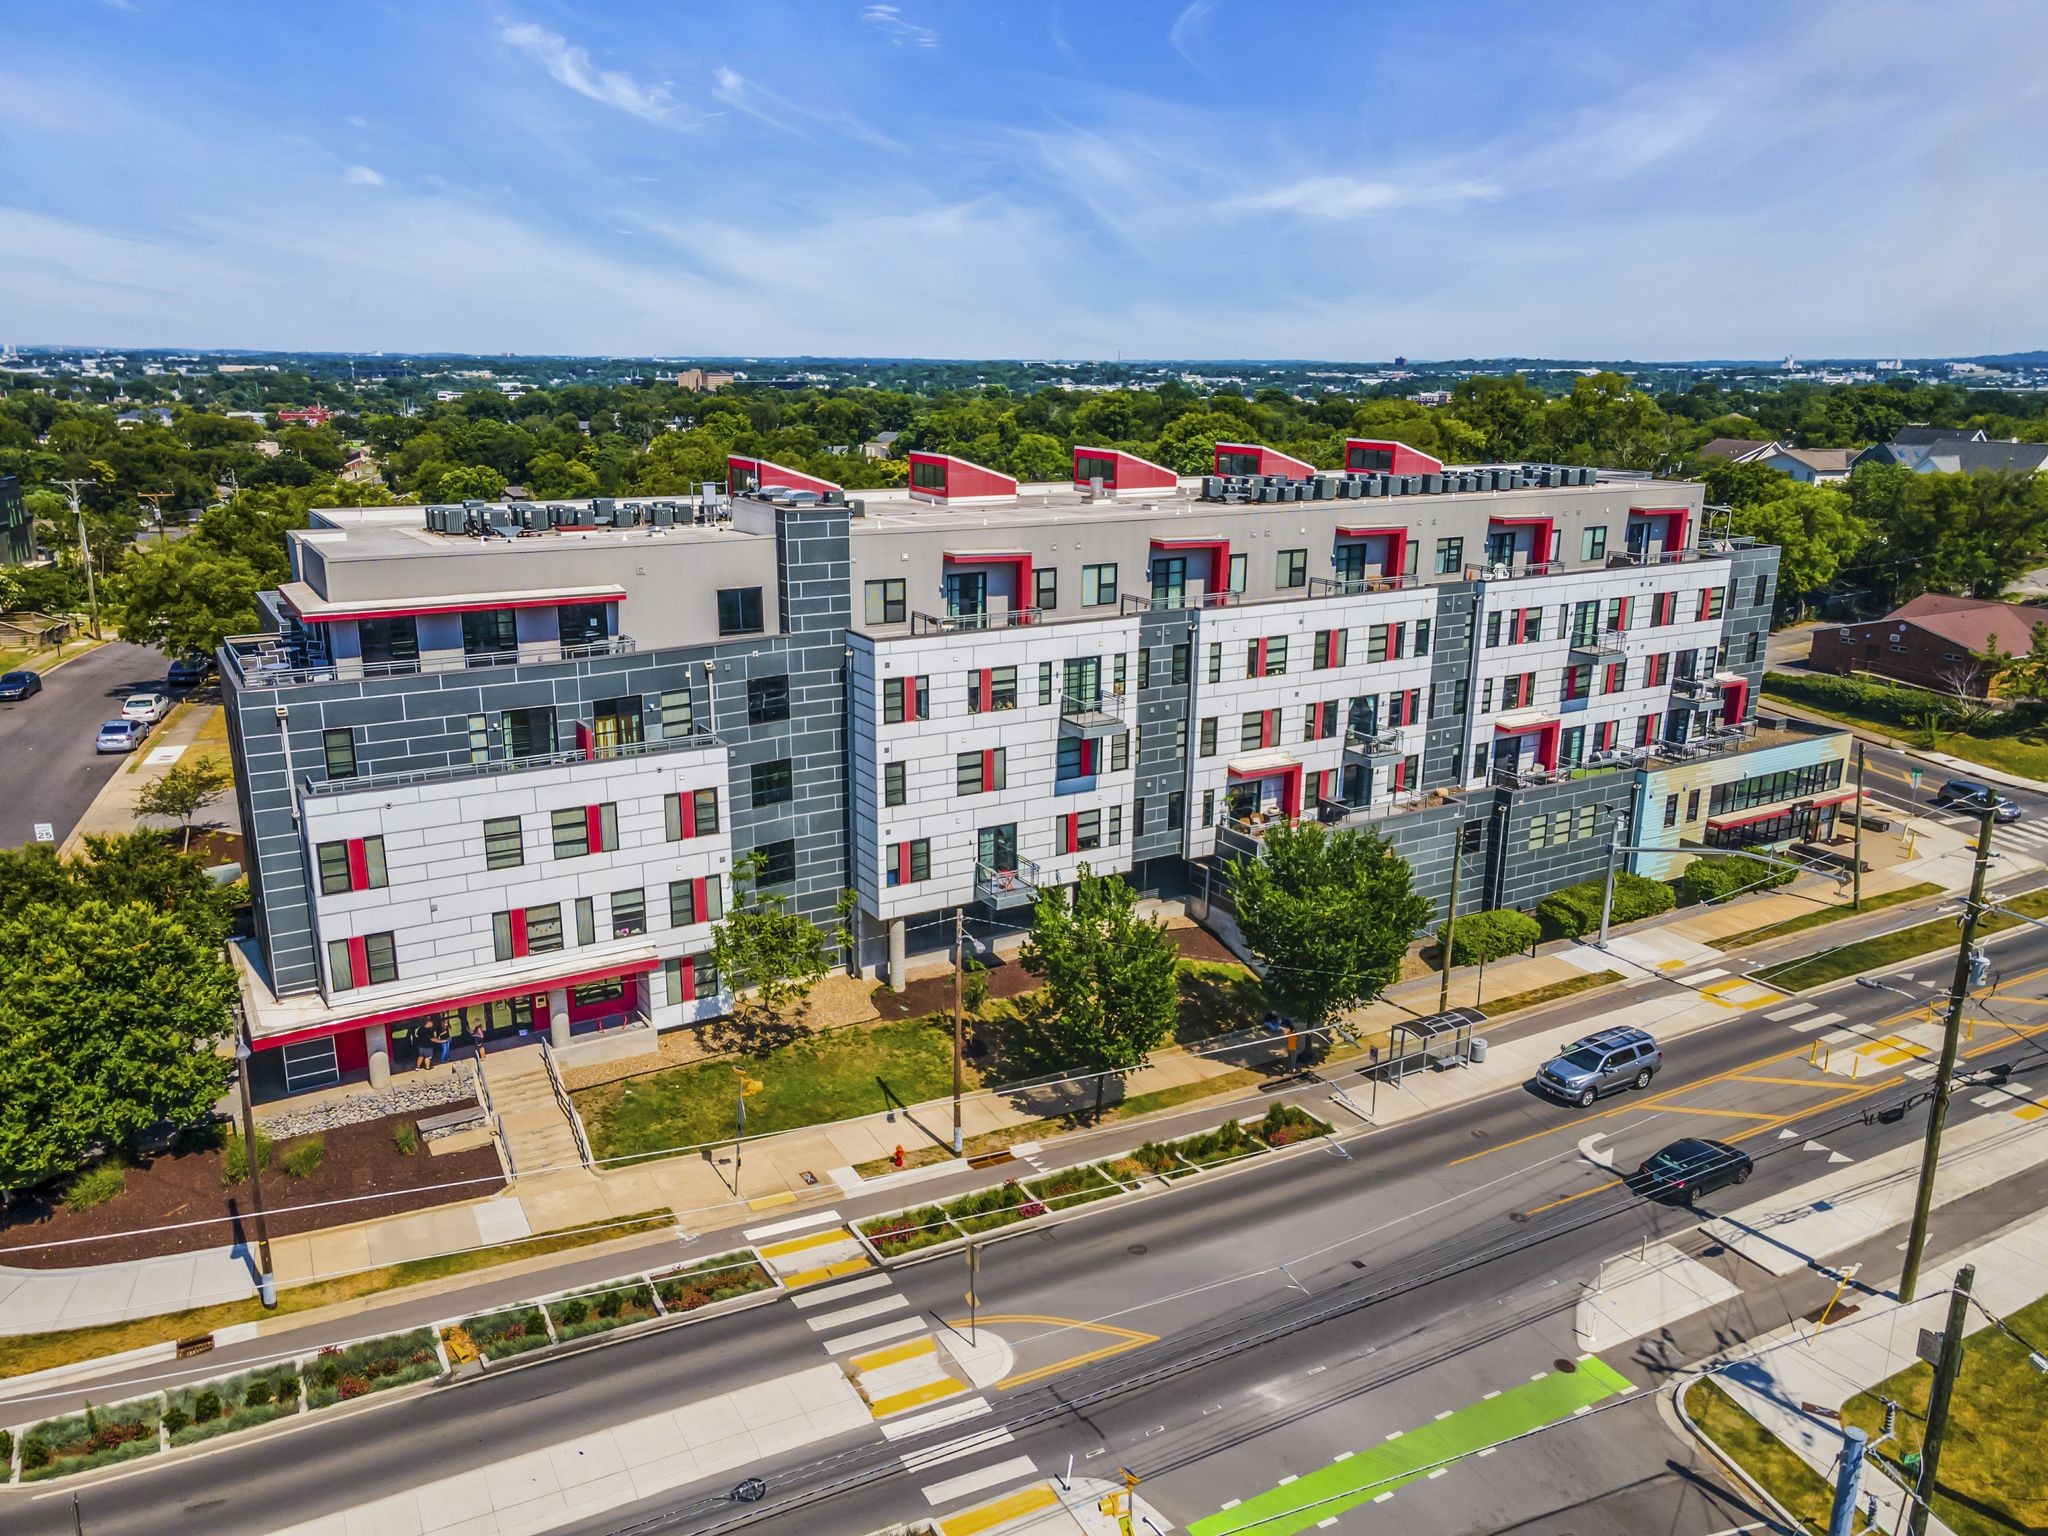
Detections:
908,607,1046,635
1120,590,1242,615
1344,723,1402,757
1308,574,1414,597
470,1056,514,1179
1463,560,1565,581
974,859,1042,907
301,723,723,797
1488,754,1640,791
1568,629,1627,656
1059,689,1125,725
1671,673,1726,698
223,634,635,689
539,1040,594,1167
1607,548,1709,567
1647,720,1759,764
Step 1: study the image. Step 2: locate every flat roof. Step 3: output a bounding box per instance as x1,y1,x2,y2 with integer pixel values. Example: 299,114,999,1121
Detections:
293,513,752,565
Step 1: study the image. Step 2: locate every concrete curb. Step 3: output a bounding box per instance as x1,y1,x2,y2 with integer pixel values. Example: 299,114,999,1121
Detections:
1667,1374,1811,1536
20,638,109,678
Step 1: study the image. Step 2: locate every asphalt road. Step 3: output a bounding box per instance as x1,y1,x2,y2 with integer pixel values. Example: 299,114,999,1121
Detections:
0,640,168,851
27,909,2048,1536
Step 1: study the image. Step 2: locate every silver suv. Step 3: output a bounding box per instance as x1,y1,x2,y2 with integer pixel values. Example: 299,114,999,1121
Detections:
1537,1025,1661,1108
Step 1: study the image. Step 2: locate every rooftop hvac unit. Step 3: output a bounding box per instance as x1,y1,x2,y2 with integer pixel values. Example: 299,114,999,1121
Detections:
594,498,615,515
615,504,644,526
650,503,675,526
1575,467,1595,486
1314,475,1340,499
1200,475,1221,499
1334,476,1354,498
848,498,866,517
1257,483,1278,502
1360,477,1380,497
1421,474,1443,493
519,504,545,529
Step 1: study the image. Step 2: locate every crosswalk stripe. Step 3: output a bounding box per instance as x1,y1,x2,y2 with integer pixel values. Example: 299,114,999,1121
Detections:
824,1316,929,1355
790,1272,894,1309
744,1208,842,1241
806,1294,912,1332
922,1455,1040,1506
1766,1002,1817,1021
1678,967,1730,985
759,1227,857,1260
901,1428,1016,1474
881,1397,993,1442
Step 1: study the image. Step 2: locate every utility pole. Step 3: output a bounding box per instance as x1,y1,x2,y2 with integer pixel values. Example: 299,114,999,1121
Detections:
1901,810,1994,1304
1851,742,1867,911
56,478,100,638
1438,832,1465,1014
952,908,966,1158
1596,802,1629,948
231,1025,277,1307
1827,1424,1868,1536
1906,1264,1975,1536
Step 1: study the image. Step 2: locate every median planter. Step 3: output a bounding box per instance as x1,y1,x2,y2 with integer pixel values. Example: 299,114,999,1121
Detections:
165,1363,302,1446
1165,1119,1263,1176
547,1280,660,1343
1251,1103,1333,1148
455,1305,553,1363
305,1329,442,1408
860,1204,962,1258
649,1252,775,1315
1023,1164,1120,1211
19,1398,161,1482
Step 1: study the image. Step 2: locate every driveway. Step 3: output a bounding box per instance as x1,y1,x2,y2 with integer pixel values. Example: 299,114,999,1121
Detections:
0,639,168,852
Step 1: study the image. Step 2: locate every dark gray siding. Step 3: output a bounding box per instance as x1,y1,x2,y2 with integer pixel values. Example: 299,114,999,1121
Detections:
1132,608,1193,862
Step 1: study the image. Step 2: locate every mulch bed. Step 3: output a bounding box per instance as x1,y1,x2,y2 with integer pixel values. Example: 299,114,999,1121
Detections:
0,1112,503,1269
1168,923,1240,965
870,949,1043,1021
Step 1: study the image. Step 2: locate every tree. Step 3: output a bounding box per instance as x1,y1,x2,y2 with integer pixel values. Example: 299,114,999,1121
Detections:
0,898,237,1193
0,831,241,944
1227,821,1431,1034
1731,482,1867,618
1993,622,2048,702
135,756,234,852
1015,867,1180,1118
706,853,852,1054
107,539,263,658
1435,908,1539,967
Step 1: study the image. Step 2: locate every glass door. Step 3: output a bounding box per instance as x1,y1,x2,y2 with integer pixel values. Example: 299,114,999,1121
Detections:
944,570,987,618
1063,656,1101,708
1150,556,1186,607
977,824,1017,873
1485,530,1517,567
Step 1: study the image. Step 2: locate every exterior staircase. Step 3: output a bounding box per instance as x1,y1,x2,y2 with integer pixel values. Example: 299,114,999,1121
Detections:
483,1048,587,1177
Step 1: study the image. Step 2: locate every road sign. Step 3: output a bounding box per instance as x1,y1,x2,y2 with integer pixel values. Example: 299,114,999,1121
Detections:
1917,1327,1945,1366
32,823,53,843
1909,768,1924,791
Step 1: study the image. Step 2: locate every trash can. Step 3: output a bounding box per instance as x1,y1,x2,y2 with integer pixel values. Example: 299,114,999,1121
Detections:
1468,1037,1489,1064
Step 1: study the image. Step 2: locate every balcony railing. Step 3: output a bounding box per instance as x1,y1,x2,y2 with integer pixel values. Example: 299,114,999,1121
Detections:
223,633,635,689
1647,720,1758,764
1309,574,1413,597
1120,590,1241,615
1059,690,1126,736
1607,548,1709,567
1489,752,1640,792
975,859,1042,909
1343,724,1404,762
1672,673,1726,699
1464,560,1565,581
909,608,1043,635
1568,630,1627,660
300,723,724,798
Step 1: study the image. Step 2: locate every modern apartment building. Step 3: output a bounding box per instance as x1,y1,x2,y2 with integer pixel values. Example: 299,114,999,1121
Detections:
219,440,1841,1095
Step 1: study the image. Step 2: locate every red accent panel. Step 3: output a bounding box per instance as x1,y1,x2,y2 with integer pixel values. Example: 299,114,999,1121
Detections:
679,791,697,839
1707,791,1849,832
977,669,993,713
1334,525,1409,579
1072,447,1176,492
1488,516,1556,564
345,839,369,892
294,594,623,624
1149,536,1232,594
1064,814,1080,855
509,909,530,957
345,936,369,989
944,551,1034,613
1721,677,1749,725
586,804,604,853
1344,438,1444,476
727,454,841,497
679,958,697,1003
1253,637,1269,677
1212,442,1314,478
693,877,710,920
909,452,1018,501
1228,762,1306,819
981,749,996,793
257,958,663,1047
1631,506,1691,552
1078,738,1095,776
575,721,595,761
334,1029,370,1075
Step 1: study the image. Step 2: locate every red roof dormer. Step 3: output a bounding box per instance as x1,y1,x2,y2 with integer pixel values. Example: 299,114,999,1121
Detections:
1213,442,1313,478
1344,438,1443,476
728,454,841,497
1073,446,1177,497
908,451,1018,505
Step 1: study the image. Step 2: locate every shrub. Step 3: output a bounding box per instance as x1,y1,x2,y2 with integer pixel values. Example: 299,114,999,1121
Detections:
860,1204,957,1256
161,1406,191,1435
1535,873,1675,940
1765,670,1976,731
279,1134,326,1179
596,1289,623,1319
393,1122,419,1156
1679,852,1796,904
522,1312,548,1338
1255,1103,1333,1147
555,1298,589,1327
306,1329,440,1407
653,1255,772,1313
961,957,989,1015
193,1389,222,1424
20,1434,51,1471
1435,908,1540,967
242,1378,274,1407
0,1427,10,1465
64,1159,128,1212
221,1128,273,1184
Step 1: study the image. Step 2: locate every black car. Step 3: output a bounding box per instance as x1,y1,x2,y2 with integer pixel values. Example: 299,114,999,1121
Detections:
0,670,41,701
1633,1137,1753,1204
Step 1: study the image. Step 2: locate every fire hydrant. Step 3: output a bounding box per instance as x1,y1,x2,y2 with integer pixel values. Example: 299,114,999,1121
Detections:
892,1144,905,1168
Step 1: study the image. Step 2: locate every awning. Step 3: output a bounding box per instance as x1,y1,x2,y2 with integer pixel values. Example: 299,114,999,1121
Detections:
1227,748,1300,777
1705,792,1853,833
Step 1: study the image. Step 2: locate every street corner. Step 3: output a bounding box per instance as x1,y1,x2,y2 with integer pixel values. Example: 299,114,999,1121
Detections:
965,1315,1158,1393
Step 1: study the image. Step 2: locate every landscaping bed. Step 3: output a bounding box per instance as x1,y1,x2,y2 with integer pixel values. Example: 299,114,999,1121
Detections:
0,1111,503,1267
1251,1102,1333,1147
1023,1164,1121,1211
451,1305,552,1363
164,1363,300,1446
1165,1119,1264,1176
947,1181,1043,1235
305,1328,441,1408
649,1252,775,1314
547,1280,660,1342
860,1203,960,1258
19,1398,161,1481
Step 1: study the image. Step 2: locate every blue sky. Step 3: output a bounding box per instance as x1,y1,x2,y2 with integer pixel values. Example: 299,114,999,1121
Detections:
2,1,2043,359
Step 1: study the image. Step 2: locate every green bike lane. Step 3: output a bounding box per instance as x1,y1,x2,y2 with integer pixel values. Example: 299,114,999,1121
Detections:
1187,1356,1635,1536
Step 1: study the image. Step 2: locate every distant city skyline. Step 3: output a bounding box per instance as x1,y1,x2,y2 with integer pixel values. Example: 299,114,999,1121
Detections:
2,1,2043,359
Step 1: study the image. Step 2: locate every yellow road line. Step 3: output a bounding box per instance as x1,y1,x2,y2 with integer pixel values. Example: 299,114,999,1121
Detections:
963,1314,1159,1391
758,1227,854,1260
851,1335,937,1372
1732,1074,1839,1087
782,1256,872,1290
2015,1104,2047,1122
938,1484,1060,1536
869,1376,966,1418
1635,1106,1780,1121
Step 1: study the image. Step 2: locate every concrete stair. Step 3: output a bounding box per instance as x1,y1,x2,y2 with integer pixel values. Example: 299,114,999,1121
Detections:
484,1050,586,1177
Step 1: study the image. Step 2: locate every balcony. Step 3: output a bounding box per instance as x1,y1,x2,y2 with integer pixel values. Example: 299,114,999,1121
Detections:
1343,724,1404,765
1308,575,1413,597
1568,630,1627,661
1059,690,1126,739
1672,673,1726,702
1489,752,1639,792
1607,548,1710,568
300,722,724,799
1464,560,1565,581
222,633,635,689
975,858,1042,910
909,608,1043,635
1120,590,1241,615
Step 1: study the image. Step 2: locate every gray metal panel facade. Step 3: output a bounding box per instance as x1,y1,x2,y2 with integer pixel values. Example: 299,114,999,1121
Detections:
1133,607,1194,862
1422,581,1481,789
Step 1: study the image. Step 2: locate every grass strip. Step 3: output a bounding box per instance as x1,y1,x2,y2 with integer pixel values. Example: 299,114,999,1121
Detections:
1709,882,1944,952
1755,887,2048,991
1686,1378,1857,1535
1841,1288,2048,1536
1763,692,2048,782
0,1212,675,1381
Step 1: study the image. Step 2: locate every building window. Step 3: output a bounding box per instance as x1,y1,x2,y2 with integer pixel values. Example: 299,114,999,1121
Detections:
669,876,726,927
322,728,358,780
865,578,907,626
1039,661,1055,706
1414,619,1430,656
1698,587,1727,622
883,760,906,806
966,666,1018,713
484,817,523,870
1277,549,1308,589
591,697,642,753
747,675,791,725
1652,591,1677,626
1073,809,1104,852
755,840,797,886
1110,732,1129,772
1435,537,1463,576
1313,629,1348,669
665,787,721,839
525,904,565,955
1663,794,1680,829
556,603,609,651
882,675,924,724
460,609,517,664
1753,573,1770,608
491,912,515,963
653,689,691,739
1240,711,1266,751
328,932,398,991
1200,717,1218,756
1207,642,1223,684
717,587,765,635
886,839,931,886
1034,567,1057,612
316,842,351,895
957,749,1006,795
1081,563,1118,607
1685,790,1701,823
1582,525,1607,561
576,896,596,946
612,888,646,938
551,807,587,859
751,759,794,807
359,616,420,671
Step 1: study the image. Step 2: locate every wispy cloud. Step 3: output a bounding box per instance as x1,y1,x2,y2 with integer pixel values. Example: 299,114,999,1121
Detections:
1232,175,1501,219
710,66,902,150
1168,0,1215,69
342,164,384,186
498,20,679,126
862,4,937,49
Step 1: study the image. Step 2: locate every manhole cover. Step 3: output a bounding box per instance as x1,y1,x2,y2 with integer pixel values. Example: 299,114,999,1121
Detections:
1554,1358,1579,1374
1470,1129,1490,1140
1351,1259,1368,1270
1508,1211,1530,1224
1127,1244,1149,1256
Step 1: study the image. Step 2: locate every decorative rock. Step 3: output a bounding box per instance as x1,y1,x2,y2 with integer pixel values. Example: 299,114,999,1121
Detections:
257,1074,474,1138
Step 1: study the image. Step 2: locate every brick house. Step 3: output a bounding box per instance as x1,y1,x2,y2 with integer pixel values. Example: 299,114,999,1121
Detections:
1808,593,2048,696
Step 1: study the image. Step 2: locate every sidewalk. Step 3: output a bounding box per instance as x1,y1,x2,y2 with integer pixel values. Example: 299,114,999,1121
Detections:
59,690,230,855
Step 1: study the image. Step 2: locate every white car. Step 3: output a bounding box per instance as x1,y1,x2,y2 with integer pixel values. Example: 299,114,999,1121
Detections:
121,691,171,725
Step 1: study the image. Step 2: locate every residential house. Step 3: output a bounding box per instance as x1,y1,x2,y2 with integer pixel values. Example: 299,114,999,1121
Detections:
1808,592,2048,695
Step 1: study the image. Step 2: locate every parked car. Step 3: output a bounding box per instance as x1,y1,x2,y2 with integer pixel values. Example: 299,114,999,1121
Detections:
1935,779,2022,822
1633,1137,1752,1204
1535,1025,1662,1108
166,655,213,689
0,670,42,701
96,718,147,753
121,691,171,725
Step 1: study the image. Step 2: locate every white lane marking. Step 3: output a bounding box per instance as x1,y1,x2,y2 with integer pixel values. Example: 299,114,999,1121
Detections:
1277,1474,1298,1485
790,1271,894,1309
1827,1151,1853,1164
745,1208,842,1241
1428,1466,1449,1478
881,1397,992,1441
1790,1016,1834,1034
1219,1498,1242,1510
1317,1519,1339,1530
823,1316,929,1355
806,1294,911,1332
1678,968,1729,985
922,1454,1039,1506
901,1428,1015,1473
1765,1002,1817,1021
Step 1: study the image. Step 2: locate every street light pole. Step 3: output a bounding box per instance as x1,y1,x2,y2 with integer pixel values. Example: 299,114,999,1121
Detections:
56,479,100,639
232,1032,277,1308
1900,809,1994,1304
1851,741,1867,911
951,908,966,1158
1596,803,1628,948
1438,833,1465,1013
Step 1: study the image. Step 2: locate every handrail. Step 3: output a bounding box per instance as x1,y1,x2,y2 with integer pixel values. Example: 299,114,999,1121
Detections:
301,723,722,797
222,634,635,689
1060,689,1125,721
974,859,1041,903
909,608,1043,635
1120,590,1241,614
1464,560,1565,581
1309,575,1412,597
1344,723,1401,754
539,1041,594,1167
470,1055,515,1179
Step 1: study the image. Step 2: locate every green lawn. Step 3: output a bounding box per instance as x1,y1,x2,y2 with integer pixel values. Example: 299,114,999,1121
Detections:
1764,693,2048,783
1687,1378,1860,1535
1841,1289,2048,1536
577,1015,966,1161
1754,887,2048,991
1710,882,1945,953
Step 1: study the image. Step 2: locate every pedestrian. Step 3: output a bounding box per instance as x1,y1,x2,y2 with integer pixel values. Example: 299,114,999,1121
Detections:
434,1019,453,1063
413,1027,433,1072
